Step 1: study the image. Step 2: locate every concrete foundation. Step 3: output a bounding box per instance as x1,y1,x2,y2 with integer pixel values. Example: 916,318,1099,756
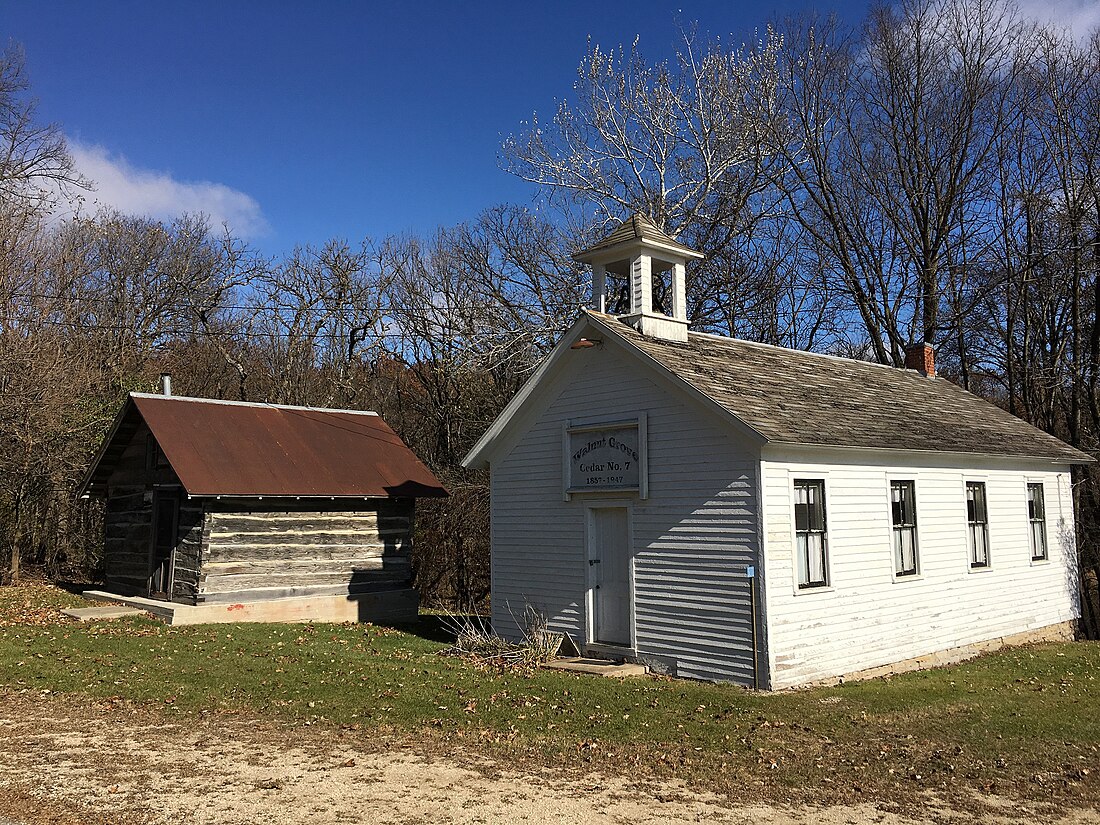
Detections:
81,587,419,626
796,620,1077,689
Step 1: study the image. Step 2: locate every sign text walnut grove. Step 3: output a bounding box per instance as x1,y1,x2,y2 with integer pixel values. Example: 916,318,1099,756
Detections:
567,423,641,491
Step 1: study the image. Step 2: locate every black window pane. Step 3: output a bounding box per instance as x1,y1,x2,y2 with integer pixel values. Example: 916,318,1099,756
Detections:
1028,484,1045,520
794,503,809,532
794,480,825,532
809,496,823,531
966,483,986,523
892,482,915,526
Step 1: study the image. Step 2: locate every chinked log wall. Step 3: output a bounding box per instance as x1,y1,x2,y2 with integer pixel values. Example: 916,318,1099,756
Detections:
173,500,205,601
105,490,202,601
197,500,414,603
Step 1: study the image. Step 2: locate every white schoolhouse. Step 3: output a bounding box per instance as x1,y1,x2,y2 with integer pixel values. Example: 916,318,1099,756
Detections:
463,215,1094,689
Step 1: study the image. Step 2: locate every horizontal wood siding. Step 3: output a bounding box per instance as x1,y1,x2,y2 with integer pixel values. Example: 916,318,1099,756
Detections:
491,344,760,684
199,501,414,601
103,487,150,593
761,453,1078,688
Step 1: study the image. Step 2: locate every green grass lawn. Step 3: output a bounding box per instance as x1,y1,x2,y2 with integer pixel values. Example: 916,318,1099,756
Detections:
1,584,1098,809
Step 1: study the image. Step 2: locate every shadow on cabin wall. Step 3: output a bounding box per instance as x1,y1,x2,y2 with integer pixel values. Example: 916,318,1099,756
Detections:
342,519,484,643
345,523,419,626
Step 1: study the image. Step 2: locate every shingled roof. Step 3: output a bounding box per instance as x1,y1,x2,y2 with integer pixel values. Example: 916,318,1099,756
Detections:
583,312,1092,463
573,213,704,262
81,394,449,499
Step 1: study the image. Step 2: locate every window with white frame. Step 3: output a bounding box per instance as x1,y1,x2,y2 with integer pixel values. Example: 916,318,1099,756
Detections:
1027,483,1047,561
966,481,989,568
890,481,918,576
794,479,828,588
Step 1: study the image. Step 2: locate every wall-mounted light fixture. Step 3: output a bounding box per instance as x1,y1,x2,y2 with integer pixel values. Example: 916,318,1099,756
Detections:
570,337,602,350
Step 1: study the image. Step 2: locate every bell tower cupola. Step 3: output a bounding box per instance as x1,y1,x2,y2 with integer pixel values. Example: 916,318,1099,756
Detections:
573,213,704,343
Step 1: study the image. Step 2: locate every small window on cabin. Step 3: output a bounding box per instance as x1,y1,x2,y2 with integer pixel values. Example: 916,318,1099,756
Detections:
794,479,828,589
146,437,169,470
890,481,918,577
966,482,989,568
1027,483,1048,561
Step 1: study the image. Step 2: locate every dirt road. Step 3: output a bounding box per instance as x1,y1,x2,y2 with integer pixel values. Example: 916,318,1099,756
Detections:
0,691,1096,825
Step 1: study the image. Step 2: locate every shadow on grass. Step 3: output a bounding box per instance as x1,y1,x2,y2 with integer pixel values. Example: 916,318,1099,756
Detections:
52,580,103,597
392,613,491,644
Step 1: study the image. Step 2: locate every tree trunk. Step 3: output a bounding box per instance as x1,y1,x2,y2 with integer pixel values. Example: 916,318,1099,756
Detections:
8,510,22,585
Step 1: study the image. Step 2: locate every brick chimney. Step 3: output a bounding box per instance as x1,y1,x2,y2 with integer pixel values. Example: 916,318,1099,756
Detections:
905,342,935,377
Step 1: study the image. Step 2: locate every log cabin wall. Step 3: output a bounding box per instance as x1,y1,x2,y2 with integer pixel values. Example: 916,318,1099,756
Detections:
197,498,414,603
173,499,205,603
102,422,198,598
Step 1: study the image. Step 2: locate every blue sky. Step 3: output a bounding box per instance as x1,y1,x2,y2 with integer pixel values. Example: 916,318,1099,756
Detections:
4,0,1095,257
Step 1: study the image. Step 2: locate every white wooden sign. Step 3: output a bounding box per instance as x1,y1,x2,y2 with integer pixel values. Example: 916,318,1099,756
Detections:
565,417,647,496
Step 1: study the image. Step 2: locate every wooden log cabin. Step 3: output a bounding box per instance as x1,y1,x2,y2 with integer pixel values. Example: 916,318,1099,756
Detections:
79,391,447,623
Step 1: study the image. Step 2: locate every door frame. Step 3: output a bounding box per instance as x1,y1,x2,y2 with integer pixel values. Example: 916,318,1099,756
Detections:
584,500,636,651
148,489,179,600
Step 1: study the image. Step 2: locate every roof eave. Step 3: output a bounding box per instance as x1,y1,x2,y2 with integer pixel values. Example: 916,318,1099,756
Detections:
190,490,450,500
763,440,1095,465
462,314,594,469
77,394,140,499
573,237,705,265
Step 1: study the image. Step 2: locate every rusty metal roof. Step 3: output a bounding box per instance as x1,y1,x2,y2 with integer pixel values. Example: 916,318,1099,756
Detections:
81,394,448,499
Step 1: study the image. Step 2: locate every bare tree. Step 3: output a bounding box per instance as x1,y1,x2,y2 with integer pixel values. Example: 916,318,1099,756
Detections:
502,30,798,339
246,239,389,407
768,1,1026,362
451,205,586,367
0,43,88,214
503,31,783,236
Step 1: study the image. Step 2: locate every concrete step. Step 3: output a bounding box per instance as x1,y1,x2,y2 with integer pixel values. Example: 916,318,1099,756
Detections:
544,657,648,677
61,605,146,622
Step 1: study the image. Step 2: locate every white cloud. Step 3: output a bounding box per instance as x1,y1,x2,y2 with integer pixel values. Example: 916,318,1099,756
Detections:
66,140,270,238
1016,0,1100,41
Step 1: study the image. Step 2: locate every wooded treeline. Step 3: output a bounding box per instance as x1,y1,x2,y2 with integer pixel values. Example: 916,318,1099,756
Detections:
1,0,1098,629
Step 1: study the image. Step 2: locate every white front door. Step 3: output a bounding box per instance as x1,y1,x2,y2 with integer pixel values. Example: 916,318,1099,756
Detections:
588,506,632,647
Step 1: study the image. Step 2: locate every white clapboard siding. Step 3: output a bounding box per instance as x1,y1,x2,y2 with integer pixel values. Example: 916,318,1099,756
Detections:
490,345,760,684
761,452,1078,688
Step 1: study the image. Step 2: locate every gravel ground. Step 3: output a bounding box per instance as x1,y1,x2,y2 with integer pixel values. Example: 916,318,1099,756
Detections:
0,691,1097,825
